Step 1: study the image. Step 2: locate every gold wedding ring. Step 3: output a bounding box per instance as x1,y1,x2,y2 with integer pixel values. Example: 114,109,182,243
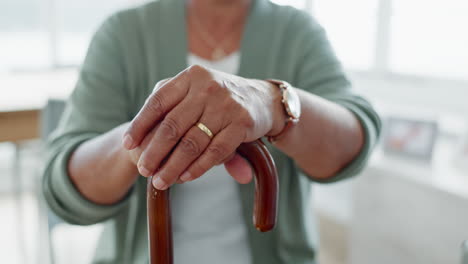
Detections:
196,122,213,139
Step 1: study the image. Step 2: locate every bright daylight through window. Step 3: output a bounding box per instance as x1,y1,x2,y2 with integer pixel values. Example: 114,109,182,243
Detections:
1,0,467,81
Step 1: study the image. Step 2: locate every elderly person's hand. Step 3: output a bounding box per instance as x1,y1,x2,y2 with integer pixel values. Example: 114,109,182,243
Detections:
123,65,284,190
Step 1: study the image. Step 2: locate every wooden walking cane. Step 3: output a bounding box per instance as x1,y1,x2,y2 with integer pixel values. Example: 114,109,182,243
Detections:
147,139,279,264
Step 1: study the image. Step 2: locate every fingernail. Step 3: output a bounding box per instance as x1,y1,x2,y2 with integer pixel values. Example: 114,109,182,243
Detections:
138,165,151,177
180,171,192,182
122,134,134,149
152,176,168,190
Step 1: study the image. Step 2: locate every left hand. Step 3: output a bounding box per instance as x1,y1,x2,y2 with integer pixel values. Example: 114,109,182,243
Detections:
123,65,283,190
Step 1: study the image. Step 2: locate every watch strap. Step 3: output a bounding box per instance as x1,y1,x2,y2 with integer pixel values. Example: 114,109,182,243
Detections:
265,79,299,143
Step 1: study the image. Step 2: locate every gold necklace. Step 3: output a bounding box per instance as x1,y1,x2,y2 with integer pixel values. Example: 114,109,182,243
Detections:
191,14,240,61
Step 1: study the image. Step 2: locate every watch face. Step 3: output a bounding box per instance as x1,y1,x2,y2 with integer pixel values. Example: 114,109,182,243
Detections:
284,86,301,119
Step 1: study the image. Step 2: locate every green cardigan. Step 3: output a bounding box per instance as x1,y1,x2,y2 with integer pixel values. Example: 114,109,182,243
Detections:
42,0,381,263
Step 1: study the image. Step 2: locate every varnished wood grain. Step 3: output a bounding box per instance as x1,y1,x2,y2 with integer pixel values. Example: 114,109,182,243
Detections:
147,139,279,264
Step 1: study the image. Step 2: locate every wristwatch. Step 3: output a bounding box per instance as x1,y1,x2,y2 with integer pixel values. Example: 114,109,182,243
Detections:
266,79,301,143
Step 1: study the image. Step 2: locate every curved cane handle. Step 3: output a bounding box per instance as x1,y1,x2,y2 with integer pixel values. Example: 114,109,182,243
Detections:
236,140,278,231
147,139,278,264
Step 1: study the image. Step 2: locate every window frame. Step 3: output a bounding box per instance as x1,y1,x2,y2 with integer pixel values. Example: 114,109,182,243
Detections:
311,0,468,84
10,0,468,86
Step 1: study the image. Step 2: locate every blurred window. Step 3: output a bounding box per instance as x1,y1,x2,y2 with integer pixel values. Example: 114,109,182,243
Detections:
314,0,468,81
0,0,303,72
390,0,468,80
0,0,50,71
314,0,378,71
2,0,467,82
0,0,140,71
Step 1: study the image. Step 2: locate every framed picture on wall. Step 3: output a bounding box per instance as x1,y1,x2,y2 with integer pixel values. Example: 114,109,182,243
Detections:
382,117,439,161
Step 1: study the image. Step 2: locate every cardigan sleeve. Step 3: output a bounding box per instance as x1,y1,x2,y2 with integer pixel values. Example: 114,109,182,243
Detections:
291,11,382,183
42,13,134,225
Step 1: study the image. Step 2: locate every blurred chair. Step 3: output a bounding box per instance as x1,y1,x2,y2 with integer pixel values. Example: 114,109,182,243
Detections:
38,98,66,264
40,99,65,143
38,98,104,264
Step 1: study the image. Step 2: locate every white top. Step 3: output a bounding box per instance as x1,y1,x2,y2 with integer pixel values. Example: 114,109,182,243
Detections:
170,52,251,264
187,52,241,75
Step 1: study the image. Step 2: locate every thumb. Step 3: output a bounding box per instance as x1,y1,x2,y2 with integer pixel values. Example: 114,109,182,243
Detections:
224,153,253,184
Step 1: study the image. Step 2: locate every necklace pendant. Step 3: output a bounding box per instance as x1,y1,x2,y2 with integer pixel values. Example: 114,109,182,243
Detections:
212,48,226,61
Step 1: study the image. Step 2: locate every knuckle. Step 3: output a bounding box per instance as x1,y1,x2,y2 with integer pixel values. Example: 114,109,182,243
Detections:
237,109,255,129
193,162,210,176
203,80,221,94
207,143,230,160
146,94,164,116
219,152,236,164
220,98,238,114
187,64,207,76
127,120,142,135
179,136,201,156
139,156,155,171
240,115,255,129
159,117,181,141
152,80,165,93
